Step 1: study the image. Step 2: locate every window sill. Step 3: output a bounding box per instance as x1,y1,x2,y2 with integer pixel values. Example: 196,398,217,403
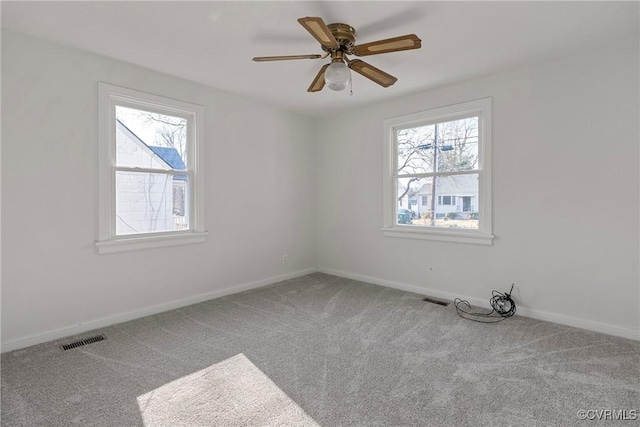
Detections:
95,231,208,254
381,227,493,245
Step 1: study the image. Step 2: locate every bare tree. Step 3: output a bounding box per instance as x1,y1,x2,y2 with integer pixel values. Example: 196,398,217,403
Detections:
396,125,434,204
142,173,171,232
138,112,187,161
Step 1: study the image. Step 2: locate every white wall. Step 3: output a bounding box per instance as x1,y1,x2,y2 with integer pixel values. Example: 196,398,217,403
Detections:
1,31,317,350
2,31,638,351
316,41,640,339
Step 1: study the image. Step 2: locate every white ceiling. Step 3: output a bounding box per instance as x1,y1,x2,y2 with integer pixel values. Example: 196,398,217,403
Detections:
2,1,637,117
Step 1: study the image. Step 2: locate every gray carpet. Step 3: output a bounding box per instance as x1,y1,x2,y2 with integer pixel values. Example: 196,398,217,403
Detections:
2,273,639,426
137,353,320,426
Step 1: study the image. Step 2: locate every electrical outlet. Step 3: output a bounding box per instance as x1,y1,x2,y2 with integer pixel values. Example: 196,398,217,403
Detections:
282,255,288,264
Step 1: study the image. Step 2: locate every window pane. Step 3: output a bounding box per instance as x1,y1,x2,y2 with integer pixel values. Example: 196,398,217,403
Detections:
397,125,436,175
396,177,431,224
397,174,479,229
436,117,478,172
115,106,187,169
115,171,189,235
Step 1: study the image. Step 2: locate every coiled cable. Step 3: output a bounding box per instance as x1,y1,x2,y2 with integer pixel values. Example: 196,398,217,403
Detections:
454,284,516,323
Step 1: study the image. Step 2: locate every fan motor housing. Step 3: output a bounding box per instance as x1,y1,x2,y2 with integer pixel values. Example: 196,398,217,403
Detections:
325,23,356,52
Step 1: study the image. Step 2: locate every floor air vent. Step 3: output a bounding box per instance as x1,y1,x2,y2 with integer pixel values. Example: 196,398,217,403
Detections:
422,297,450,307
61,335,106,351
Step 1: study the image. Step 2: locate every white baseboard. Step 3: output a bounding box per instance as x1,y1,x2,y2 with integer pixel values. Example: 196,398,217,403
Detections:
513,306,639,341
318,267,488,307
1,267,318,353
317,267,640,341
5,266,637,352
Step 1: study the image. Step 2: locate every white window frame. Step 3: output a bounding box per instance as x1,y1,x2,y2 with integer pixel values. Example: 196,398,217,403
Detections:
382,98,493,245
96,83,207,254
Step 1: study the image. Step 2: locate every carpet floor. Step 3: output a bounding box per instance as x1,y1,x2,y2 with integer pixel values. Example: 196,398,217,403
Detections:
2,273,639,426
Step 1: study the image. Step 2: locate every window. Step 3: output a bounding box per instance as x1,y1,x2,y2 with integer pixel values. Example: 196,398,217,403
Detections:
438,195,455,206
382,98,493,245
96,83,206,253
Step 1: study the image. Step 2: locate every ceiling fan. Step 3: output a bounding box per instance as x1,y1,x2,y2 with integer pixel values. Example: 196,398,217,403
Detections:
253,17,421,93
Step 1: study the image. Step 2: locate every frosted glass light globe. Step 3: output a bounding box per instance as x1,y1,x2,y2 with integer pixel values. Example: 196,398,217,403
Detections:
325,61,350,91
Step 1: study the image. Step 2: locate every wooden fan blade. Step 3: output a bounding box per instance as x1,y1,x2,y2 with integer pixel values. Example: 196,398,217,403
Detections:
352,34,421,56
348,59,397,88
253,54,322,62
308,64,329,92
298,17,339,49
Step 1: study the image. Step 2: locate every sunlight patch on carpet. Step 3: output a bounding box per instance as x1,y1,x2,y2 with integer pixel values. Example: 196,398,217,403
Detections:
137,353,320,427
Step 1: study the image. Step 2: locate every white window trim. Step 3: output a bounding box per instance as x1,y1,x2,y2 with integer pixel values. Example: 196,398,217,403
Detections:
96,83,207,254
381,97,493,245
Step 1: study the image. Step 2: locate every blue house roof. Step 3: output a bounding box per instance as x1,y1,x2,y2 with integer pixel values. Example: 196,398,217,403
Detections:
115,119,187,182
149,146,187,182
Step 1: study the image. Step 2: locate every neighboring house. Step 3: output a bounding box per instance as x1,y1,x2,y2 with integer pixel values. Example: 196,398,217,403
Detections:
115,120,187,235
147,145,188,227
398,175,478,219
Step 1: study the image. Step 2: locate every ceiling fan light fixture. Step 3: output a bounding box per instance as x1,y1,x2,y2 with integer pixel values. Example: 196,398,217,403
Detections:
253,16,422,93
325,60,350,91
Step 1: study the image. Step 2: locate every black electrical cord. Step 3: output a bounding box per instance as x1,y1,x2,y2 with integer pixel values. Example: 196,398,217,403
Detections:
454,284,516,323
